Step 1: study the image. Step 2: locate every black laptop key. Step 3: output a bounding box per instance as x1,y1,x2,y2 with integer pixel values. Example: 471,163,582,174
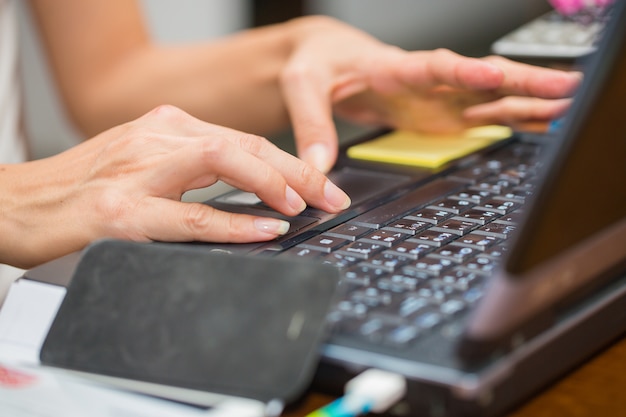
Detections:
481,243,509,260
350,287,393,308
376,274,420,293
447,164,495,184
498,210,526,224
384,324,422,347
321,252,361,269
406,208,454,225
411,230,457,247
383,218,430,235
299,235,350,253
510,182,536,199
413,310,444,331
474,221,517,239
359,229,409,248
348,179,462,229
461,255,500,274
475,199,522,215
359,316,411,346
403,255,458,277
427,197,476,214
367,251,413,272
498,165,534,184
439,298,467,316
441,267,485,288
430,218,478,236
398,294,438,318
501,189,533,202
451,233,500,251
388,240,435,259
344,264,390,286
455,209,500,225
324,223,372,241
470,176,517,195
449,189,493,204
279,246,324,260
330,299,368,319
337,241,386,259
431,245,478,263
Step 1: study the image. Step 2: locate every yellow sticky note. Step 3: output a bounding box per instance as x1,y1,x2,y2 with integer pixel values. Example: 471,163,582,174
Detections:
347,125,513,169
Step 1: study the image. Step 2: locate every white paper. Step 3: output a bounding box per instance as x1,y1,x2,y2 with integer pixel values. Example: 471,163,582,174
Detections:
0,362,245,417
0,279,66,365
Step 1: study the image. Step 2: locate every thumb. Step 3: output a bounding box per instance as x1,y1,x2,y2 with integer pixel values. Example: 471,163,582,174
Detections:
134,198,290,243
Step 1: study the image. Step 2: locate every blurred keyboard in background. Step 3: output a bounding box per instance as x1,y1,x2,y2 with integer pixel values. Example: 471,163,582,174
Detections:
492,1,615,60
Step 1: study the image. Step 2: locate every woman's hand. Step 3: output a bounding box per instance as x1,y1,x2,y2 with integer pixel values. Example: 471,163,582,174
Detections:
281,16,582,172
0,105,350,268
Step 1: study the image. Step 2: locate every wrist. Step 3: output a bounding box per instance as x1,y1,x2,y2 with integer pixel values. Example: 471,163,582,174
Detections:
283,14,352,46
0,159,90,269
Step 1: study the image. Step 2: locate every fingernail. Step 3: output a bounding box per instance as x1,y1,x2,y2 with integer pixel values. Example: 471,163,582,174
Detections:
286,185,306,213
303,143,332,173
324,180,351,211
254,218,291,235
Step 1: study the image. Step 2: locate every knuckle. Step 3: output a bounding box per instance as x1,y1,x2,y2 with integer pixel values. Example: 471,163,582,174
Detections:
238,133,272,155
181,203,213,237
147,104,185,119
198,137,230,164
483,54,507,64
224,214,249,240
432,48,455,59
94,190,136,236
294,161,320,184
181,205,249,242
281,62,315,86
498,96,518,111
139,104,191,126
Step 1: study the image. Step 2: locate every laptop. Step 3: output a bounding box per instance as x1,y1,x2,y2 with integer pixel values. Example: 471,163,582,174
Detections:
30,1,626,416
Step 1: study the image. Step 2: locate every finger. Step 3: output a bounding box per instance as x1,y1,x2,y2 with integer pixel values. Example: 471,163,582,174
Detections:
136,198,291,243
482,56,582,98
390,49,506,92
280,62,339,173
164,135,309,217
232,134,351,213
463,97,573,125
133,105,349,213
392,50,580,99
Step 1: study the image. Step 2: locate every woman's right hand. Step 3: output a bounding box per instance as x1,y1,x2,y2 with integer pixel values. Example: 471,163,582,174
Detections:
0,105,351,269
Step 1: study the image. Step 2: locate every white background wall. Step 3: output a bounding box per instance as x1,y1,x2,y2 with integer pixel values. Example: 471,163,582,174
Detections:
308,0,549,53
17,0,550,160
17,0,251,159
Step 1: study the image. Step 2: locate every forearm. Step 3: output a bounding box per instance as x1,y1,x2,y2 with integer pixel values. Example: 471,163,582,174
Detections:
28,0,317,137
69,24,297,137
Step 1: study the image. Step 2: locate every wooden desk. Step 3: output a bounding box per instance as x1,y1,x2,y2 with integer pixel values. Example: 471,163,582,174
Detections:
284,335,626,417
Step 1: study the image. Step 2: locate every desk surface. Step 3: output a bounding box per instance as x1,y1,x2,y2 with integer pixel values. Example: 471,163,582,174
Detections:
283,335,626,417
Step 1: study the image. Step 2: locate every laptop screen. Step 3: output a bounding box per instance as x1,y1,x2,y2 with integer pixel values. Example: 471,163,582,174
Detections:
505,0,626,274
460,4,626,354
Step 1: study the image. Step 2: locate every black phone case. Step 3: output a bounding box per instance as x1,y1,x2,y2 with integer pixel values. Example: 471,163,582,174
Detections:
40,239,340,404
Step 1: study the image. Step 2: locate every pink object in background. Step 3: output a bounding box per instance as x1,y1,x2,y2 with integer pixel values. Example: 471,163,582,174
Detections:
549,0,614,15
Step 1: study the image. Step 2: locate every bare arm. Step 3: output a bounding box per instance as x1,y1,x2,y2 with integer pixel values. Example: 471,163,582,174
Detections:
27,0,294,137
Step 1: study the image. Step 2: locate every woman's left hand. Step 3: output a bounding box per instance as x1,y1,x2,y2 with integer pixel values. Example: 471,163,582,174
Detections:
281,16,581,172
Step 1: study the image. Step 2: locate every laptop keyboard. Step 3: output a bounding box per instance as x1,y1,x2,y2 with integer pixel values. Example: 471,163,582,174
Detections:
278,141,543,349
